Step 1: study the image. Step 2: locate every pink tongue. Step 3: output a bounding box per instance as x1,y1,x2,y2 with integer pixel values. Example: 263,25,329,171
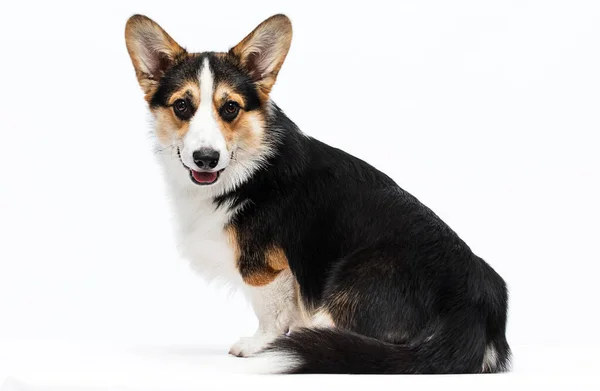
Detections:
192,170,218,183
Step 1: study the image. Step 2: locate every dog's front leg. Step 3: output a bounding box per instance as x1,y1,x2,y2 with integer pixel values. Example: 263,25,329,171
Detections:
229,269,301,357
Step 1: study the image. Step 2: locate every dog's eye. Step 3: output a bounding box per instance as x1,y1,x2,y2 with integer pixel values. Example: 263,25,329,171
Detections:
173,99,193,120
174,99,188,114
220,101,240,121
224,101,238,114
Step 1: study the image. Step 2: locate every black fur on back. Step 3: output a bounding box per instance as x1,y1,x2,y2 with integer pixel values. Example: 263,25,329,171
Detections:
216,103,511,374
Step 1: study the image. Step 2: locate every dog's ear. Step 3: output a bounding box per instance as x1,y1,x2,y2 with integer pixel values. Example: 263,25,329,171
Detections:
230,14,292,99
125,15,186,98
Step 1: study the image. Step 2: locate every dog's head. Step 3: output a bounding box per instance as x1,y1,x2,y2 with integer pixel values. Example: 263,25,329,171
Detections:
125,14,292,192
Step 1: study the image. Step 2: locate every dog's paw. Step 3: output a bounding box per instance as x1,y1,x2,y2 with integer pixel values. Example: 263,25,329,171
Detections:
229,335,273,358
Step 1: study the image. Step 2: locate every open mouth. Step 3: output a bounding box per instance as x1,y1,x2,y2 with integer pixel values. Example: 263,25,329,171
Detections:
177,148,224,186
189,169,222,185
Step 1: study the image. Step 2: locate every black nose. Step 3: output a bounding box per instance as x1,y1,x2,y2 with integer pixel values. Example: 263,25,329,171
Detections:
192,149,220,169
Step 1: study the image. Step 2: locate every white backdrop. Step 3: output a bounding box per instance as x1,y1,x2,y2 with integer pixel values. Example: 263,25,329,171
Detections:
0,0,599,388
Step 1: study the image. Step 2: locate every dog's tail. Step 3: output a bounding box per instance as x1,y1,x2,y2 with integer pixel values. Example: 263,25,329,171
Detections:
250,309,510,374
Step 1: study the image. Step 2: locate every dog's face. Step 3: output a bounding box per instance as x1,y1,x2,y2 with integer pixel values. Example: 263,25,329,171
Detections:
125,15,292,191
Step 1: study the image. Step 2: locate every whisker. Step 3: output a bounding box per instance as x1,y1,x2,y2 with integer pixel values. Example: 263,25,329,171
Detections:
153,145,177,154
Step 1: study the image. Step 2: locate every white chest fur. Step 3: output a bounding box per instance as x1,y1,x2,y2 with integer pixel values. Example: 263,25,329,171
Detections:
155,148,307,361
157,149,242,286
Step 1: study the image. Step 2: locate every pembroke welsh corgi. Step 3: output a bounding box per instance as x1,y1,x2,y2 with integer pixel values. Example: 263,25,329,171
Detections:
125,14,510,374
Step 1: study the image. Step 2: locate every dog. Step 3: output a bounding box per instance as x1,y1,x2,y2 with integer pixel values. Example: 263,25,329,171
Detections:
124,14,510,374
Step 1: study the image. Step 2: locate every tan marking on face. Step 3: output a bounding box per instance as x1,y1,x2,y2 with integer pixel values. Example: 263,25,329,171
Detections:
152,106,190,144
215,83,246,108
140,81,159,103
150,80,201,144
212,81,266,151
167,81,201,108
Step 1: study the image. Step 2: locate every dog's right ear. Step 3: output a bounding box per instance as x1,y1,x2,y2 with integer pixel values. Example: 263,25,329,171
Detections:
125,15,186,99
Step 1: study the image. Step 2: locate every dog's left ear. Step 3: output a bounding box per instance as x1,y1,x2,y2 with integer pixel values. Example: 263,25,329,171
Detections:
230,14,293,99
